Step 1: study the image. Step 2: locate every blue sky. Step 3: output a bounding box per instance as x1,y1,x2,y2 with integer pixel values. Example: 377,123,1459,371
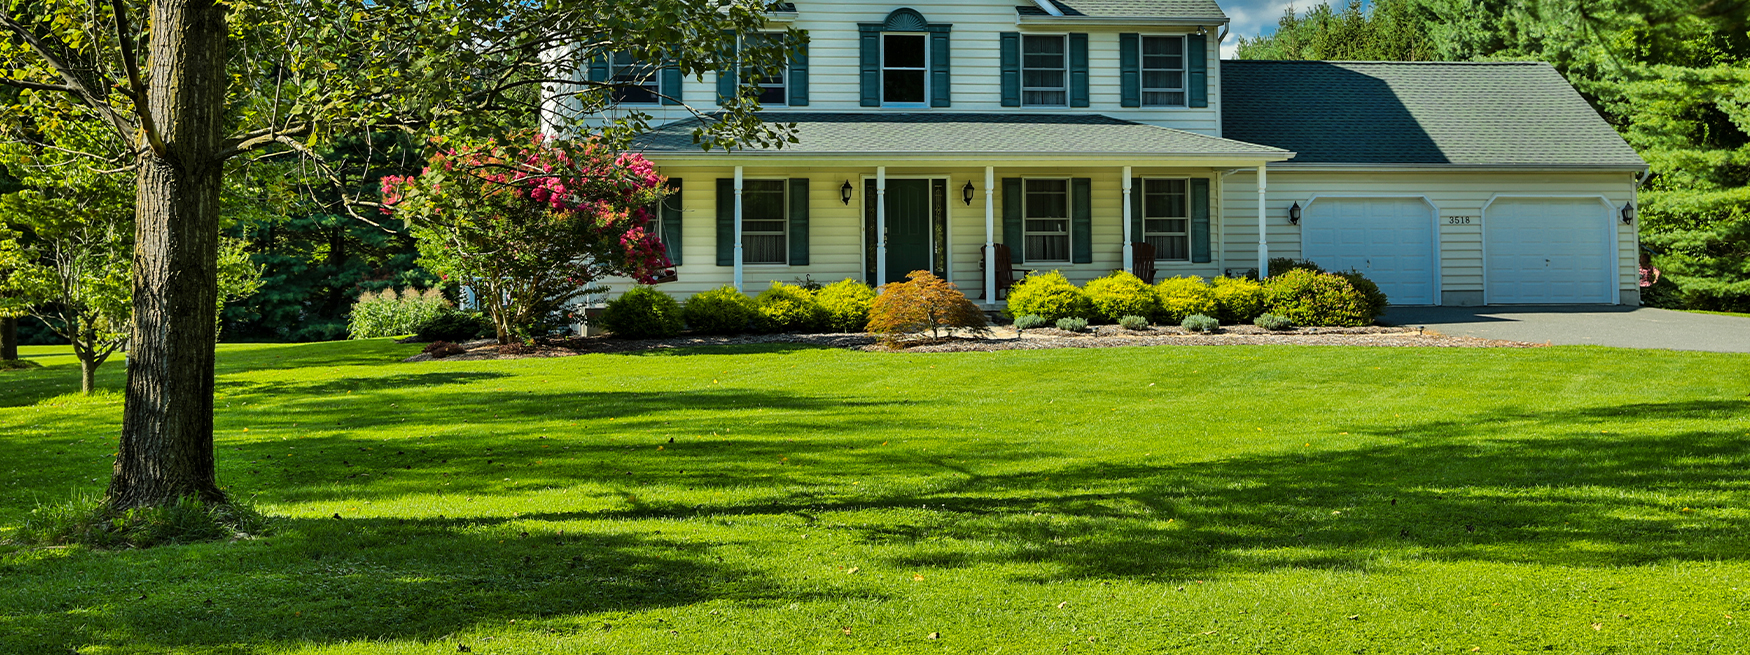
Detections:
1219,0,1351,58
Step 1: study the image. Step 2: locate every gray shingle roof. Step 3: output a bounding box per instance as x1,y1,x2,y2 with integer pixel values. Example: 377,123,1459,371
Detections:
632,112,1288,157
1017,0,1227,19
1221,61,1645,168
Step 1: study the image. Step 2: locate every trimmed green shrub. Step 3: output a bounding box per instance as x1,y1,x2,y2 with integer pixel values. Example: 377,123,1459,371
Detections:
1333,270,1389,320
1007,271,1095,322
1255,313,1294,330
1084,271,1163,323
1013,314,1049,331
1211,276,1267,324
1117,315,1150,331
1263,268,1372,327
1181,314,1220,333
756,282,829,333
1155,276,1218,323
1055,317,1089,332
348,287,450,338
600,286,685,338
416,308,493,342
683,286,761,335
815,279,877,332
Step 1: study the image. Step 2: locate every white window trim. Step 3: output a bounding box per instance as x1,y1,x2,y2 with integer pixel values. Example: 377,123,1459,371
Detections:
1021,33,1070,108
1138,34,1187,108
1141,176,1191,262
740,33,790,108
741,177,790,267
1022,177,1072,265
881,32,930,108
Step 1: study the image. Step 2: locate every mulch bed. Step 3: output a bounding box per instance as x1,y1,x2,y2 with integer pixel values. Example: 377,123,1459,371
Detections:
401,324,1541,362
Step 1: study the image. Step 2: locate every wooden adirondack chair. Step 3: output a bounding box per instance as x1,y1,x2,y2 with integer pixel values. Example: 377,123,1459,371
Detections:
1131,242,1158,284
981,243,1032,299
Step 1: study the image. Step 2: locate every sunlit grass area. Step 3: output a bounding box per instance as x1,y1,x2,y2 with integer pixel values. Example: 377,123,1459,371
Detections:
2,339,1748,653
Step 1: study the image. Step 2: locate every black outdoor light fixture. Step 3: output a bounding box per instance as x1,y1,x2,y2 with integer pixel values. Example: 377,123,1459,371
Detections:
1621,201,1636,224
840,180,854,205
1288,202,1302,225
962,181,976,206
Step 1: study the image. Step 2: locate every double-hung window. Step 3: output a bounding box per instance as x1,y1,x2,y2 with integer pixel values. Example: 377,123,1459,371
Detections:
742,180,788,265
882,33,927,104
1140,36,1186,107
740,33,788,106
1024,179,1070,263
610,52,660,104
1021,35,1067,106
1143,178,1190,261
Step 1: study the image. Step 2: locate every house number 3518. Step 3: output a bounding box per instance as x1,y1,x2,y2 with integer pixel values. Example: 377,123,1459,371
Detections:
1446,216,1477,225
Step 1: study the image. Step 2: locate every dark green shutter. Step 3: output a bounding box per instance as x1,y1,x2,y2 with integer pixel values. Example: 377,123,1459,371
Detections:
660,65,682,105
999,32,1020,107
789,41,809,106
717,32,738,104
1119,34,1140,108
1191,178,1211,263
662,179,683,266
588,56,609,83
716,178,734,266
929,30,951,107
1071,178,1092,264
788,178,809,266
1188,33,1207,108
1069,33,1089,108
1002,178,1024,261
1130,177,1144,248
859,29,880,107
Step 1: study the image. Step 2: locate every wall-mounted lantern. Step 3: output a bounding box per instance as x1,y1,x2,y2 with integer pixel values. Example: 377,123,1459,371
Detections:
1620,201,1635,224
962,181,976,206
840,180,854,205
1288,202,1302,225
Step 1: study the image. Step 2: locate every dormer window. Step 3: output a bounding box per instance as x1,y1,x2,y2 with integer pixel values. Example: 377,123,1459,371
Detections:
1140,36,1186,106
1021,35,1067,106
882,34,928,105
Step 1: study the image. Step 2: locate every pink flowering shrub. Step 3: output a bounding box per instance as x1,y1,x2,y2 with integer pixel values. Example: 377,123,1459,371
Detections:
381,132,670,343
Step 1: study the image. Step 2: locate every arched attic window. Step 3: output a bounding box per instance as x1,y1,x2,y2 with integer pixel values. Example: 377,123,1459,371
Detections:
858,8,951,108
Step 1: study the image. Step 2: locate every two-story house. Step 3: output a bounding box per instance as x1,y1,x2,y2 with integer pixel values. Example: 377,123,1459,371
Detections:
552,0,1648,307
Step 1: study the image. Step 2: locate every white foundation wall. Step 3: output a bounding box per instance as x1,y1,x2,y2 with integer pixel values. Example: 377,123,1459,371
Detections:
1217,169,1641,305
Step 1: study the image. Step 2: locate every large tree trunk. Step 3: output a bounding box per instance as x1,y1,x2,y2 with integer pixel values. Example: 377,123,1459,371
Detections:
1,317,16,361
108,0,229,510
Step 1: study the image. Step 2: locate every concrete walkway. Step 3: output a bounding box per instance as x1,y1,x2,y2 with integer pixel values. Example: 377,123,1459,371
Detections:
1381,306,1750,353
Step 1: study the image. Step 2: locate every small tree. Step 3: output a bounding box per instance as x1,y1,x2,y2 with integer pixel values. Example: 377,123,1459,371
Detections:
382,133,670,344
867,270,990,344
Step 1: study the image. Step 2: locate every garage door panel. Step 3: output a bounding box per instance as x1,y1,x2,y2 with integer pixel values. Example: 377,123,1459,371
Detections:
1302,198,1436,306
1485,198,1613,304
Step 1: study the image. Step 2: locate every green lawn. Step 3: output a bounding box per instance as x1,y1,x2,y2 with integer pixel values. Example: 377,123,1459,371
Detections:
2,340,1747,654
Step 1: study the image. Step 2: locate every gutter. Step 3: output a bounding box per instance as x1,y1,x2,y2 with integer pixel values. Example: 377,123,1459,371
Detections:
1266,162,1650,173
639,151,1296,165
1016,15,1231,27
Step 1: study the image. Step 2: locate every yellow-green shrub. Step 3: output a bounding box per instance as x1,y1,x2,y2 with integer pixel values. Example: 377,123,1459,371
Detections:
755,282,828,332
1263,268,1371,327
1210,276,1267,324
683,286,760,334
1006,271,1094,321
816,279,877,332
1155,276,1217,323
1084,271,1161,323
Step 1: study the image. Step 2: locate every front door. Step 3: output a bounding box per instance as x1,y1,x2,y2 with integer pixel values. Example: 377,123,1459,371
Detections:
885,179,932,283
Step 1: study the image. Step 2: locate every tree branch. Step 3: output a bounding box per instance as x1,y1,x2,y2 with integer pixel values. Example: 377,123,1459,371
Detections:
0,78,80,93
0,10,137,144
107,0,165,156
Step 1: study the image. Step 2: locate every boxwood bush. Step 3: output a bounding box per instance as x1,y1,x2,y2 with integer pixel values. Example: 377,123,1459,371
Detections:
1084,271,1162,323
600,286,685,338
1155,276,1218,323
683,286,762,335
1263,268,1372,327
1210,276,1267,324
816,279,877,332
415,308,493,342
755,282,829,333
1007,271,1094,322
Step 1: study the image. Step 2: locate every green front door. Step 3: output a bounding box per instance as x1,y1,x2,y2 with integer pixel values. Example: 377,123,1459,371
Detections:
885,179,932,283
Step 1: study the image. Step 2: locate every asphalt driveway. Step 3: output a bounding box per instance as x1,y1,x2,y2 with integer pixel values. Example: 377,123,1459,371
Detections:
1381,305,1750,353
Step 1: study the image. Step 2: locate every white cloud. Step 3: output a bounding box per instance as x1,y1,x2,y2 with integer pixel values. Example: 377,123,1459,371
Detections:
1218,0,1343,59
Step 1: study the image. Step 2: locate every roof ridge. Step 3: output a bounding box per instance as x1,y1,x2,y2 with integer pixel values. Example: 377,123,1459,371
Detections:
1224,59,1548,66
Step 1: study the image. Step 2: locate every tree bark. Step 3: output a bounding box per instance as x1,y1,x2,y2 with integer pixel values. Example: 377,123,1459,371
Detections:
1,317,16,361
108,0,229,510
81,357,97,395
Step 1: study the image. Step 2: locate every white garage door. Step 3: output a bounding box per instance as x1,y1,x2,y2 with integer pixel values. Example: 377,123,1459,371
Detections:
1485,198,1613,304
1301,198,1437,306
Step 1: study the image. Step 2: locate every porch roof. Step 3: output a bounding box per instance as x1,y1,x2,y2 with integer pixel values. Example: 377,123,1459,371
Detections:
629,112,1292,163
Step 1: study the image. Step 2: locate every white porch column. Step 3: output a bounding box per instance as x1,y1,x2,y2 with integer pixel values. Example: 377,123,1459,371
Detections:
1256,163,1268,279
983,166,996,306
733,166,745,292
1121,167,1134,274
875,166,887,287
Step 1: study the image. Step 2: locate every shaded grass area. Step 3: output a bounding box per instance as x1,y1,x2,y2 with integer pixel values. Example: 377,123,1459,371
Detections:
1,340,1748,653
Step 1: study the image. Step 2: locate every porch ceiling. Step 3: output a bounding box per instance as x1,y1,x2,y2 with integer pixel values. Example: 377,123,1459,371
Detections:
630,112,1293,165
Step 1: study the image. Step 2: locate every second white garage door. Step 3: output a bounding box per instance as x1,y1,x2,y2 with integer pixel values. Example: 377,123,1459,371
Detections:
1485,198,1614,304
1301,198,1437,306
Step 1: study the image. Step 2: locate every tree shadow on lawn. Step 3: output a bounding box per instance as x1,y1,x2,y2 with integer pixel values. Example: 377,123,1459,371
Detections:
0,515,843,653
